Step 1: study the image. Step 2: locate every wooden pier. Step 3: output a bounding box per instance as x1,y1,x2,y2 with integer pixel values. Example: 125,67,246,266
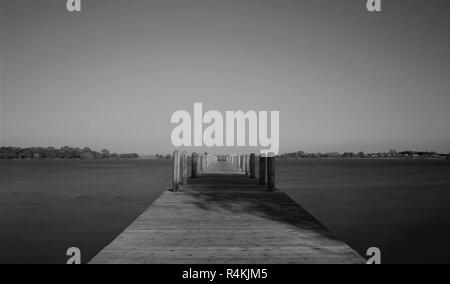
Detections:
90,153,364,264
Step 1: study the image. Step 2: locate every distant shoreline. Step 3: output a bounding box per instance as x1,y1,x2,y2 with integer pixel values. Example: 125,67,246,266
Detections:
276,157,450,160
0,146,139,160
276,150,450,160
2,147,449,161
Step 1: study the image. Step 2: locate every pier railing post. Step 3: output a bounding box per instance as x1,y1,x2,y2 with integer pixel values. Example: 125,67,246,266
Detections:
172,150,180,192
200,154,204,172
238,155,241,171
267,157,275,192
181,151,188,185
197,154,202,174
191,152,198,178
244,155,249,176
247,155,250,176
203,153,208,171
259,155,267,185
250,153,256,179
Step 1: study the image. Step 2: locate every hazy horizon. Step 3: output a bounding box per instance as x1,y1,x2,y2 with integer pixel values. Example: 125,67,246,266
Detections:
1,0,449,155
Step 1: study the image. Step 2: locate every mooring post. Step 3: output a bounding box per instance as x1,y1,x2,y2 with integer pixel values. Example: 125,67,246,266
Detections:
204,154,207,170
172,150,180,192
259,155,267,185
246,155,250,176
203,153,207,171
250,153,256,179
237,155,241,170
181,151,188,185
244,155,248,175
191,152,198,178
196,153,201,176
267,157,275,191
200,154,204,172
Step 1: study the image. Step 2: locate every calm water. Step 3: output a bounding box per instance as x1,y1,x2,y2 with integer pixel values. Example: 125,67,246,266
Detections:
277,159,450,264
0,159,172,264
0,159,449,263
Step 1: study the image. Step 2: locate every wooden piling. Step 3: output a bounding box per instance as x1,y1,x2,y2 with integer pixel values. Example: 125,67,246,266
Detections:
200,154,204,172
181,151,188,185
250,153,256,179
259,155,267,185
197,154,202,174
172,150,180,192
191,153,198,178
244,155,249,176
267,157,275,192
238,155,241,171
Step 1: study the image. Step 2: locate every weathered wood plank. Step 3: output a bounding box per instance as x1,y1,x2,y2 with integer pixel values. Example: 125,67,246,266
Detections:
90,161,364,264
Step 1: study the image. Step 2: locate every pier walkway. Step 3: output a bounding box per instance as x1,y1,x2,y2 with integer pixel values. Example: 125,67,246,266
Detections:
90,157,364,264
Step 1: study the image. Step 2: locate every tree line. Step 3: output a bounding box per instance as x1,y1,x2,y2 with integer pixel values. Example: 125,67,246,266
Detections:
155,154,173,160
0,146,139,160
277,150,450,159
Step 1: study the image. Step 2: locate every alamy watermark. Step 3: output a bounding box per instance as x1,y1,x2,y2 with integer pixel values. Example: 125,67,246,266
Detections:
66,0,81,12
67,1,381,13
366,247,381,264
171,103,280,156
66,247,81,264
367,0,382,12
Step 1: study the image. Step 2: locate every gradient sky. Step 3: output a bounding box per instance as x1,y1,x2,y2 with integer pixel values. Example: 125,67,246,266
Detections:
1,0,449,155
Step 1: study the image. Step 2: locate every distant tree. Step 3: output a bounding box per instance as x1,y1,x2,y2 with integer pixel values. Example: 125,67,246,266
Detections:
101,149,111,159
119,153,139,159
61,146,74,159
389,149,398,157
45,147,57,159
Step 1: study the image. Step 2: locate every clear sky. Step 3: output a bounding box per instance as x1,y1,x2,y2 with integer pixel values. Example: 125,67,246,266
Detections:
1,0,449,155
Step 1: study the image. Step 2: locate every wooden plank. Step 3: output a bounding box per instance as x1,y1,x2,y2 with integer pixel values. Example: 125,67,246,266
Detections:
259,155,267,185
90,161,364,264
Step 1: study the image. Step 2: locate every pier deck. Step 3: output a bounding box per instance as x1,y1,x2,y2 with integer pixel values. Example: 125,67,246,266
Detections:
90,162,364,264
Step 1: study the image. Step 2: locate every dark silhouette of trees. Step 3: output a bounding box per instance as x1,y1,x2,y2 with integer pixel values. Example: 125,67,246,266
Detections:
101,149,111,159
276,150,447,160
0,147,139,160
